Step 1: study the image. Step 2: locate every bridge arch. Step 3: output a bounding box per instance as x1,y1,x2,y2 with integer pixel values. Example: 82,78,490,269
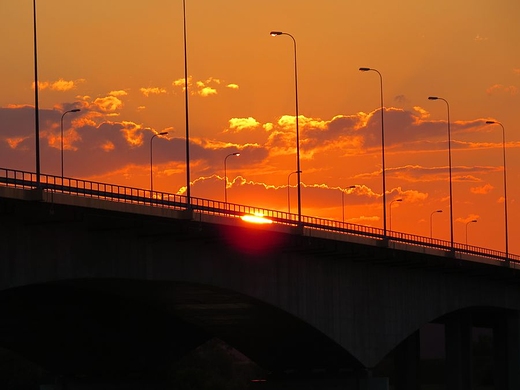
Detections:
0,279,364,378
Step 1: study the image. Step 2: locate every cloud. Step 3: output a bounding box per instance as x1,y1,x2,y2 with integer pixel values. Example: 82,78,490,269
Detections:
470,183,494,194
350,216,380,224
173,77,189,87
486,84,519,96
474,34,488,42
355,164,500,184
173,76,237,97
456,215,480,224
394,95,408,104
413,106,430,120
140,87,167,97
109,90,128,97
263,123,274,131
227,117,260,132
34,78,85,91
198,86,217,97
92,96,123,113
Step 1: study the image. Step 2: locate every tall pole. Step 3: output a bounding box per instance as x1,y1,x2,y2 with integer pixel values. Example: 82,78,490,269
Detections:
270,31,302,225
486,121,509,261
33,0,41,187
430,209,442,239
389,198,402,231
465,219,477,245
428,96,454,252
341,190,344,223
224,152,240,204
359,68,386,236
287,170,300,214
342,185,357,223
150,132,168,193
60,109,80,180
182,0,191,208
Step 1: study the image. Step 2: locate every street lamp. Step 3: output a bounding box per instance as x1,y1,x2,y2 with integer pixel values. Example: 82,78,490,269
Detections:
341,185,357,223
287,170,301,214
60,109,80,180
150,131,168,193
33,0,41,187
389,198,402,231
485,120,509,260
465,219,478,246
270,31,302,225
430,209,443,239
182,0,191,209
359,67,387,236
224,152,240,204
428,96,454,252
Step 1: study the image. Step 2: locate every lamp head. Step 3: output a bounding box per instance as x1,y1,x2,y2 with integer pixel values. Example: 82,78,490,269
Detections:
233,152,240,157
359,67,371,72
428,96,438,100
436,209,443,213
485,120,495,124
270,31,283,36
71,109,81,113
158,131,168,136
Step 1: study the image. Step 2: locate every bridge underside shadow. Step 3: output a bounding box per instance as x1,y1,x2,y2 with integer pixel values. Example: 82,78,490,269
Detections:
0,279,363,381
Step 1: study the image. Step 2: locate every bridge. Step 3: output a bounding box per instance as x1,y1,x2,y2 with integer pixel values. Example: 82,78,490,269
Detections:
1,168,520,390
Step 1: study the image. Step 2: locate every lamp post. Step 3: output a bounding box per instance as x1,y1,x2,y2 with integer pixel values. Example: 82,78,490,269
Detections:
359,67,387,236
485,120,509,260
60,109,80,180
389,198,402,231
341,185,357,223
287,170,301,214
428,96,454,252
182,0,191,209
465,219,478,246
270,31,302,225
430,209,443,239
224,152,240,204
150,131,168,193
33,0,41,187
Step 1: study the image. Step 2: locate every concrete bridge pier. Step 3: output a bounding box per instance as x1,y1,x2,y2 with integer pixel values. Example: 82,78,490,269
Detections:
494,311,520,390
445,311,472,390
393,331,420,390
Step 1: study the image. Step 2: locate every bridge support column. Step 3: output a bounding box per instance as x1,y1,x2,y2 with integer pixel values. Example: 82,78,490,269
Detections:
394,331,419,390
494,311,520,390
445,311,472,390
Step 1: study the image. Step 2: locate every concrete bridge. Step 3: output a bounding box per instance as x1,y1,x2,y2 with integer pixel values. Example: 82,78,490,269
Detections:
1,169,520,389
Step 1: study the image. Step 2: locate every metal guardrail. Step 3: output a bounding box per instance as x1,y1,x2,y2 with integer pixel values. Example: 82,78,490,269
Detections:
0,168,518,265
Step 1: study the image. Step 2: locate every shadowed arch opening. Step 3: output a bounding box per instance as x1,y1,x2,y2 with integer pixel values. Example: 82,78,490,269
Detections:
0,279,363,380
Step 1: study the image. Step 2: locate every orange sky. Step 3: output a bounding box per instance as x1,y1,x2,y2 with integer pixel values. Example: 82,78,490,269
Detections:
1,0,520,254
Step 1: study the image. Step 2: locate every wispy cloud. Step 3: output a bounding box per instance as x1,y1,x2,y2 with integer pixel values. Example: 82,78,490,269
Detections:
486,84,519,96
34,78,85,91
470,183,494,194
140,87,167,97
474,34,488,42
172,76,238,97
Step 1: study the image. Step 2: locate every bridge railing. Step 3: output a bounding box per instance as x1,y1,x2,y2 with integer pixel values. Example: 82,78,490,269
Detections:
0,167,518,265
